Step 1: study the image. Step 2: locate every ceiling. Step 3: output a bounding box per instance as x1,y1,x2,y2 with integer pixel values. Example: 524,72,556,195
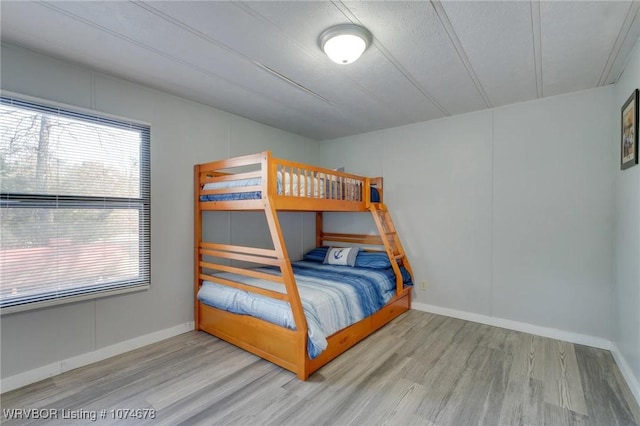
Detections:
2,1,640,141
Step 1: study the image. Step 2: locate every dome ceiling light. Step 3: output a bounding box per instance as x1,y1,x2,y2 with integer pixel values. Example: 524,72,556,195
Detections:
318,24,372,65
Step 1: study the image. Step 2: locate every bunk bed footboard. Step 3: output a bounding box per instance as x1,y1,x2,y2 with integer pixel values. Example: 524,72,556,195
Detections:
199,303,306,377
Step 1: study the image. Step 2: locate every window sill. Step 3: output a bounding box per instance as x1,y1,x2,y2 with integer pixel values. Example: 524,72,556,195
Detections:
0,284,150,316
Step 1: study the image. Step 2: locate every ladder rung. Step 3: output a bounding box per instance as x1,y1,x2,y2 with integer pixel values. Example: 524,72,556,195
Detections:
370,203,411,281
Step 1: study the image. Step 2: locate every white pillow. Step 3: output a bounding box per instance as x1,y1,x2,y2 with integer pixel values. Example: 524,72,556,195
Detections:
323,247,359,267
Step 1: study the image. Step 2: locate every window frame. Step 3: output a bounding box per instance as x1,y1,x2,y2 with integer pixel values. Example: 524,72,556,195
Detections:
0,92,151,314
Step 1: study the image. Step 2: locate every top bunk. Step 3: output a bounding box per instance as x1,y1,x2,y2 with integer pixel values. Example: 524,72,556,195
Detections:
195,151,383,212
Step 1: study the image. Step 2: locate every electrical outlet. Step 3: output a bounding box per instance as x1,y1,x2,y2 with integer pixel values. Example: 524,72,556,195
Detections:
419,280,428,290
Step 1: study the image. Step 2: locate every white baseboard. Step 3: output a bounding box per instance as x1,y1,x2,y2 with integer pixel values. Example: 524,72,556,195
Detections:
1,322,194,393
411,302,612,350
611,343,640,408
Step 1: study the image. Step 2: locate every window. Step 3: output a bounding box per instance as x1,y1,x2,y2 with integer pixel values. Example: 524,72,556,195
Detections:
0,95,150,312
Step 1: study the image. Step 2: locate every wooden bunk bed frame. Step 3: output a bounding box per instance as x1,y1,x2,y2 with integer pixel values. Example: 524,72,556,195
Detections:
194,151,413,380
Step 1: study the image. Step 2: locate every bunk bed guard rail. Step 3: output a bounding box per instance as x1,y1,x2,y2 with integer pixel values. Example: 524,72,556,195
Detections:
196,151,382,211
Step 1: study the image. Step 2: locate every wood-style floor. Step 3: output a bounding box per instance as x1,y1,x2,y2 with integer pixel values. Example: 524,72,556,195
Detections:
2,310,639,426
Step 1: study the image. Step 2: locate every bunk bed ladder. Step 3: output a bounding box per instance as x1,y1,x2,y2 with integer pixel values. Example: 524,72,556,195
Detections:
369,204,413,288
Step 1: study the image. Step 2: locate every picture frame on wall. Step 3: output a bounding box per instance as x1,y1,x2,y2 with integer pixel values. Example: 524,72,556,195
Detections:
621,89,639,170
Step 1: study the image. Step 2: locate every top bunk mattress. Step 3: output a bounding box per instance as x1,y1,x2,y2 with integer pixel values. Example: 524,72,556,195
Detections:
200,172,380,202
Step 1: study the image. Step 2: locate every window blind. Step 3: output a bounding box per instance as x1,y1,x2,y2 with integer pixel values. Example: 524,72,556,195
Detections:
0,95,150,312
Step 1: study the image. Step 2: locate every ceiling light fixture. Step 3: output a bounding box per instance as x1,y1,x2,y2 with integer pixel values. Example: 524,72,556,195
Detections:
318,24,372,65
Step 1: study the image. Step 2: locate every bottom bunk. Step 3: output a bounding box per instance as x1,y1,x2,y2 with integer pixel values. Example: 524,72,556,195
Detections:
196,259,412,380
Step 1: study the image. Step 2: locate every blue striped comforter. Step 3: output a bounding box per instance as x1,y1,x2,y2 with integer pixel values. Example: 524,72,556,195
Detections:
197,261,399,359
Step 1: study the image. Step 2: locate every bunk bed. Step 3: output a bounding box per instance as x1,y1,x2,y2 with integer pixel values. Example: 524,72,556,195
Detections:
194,151,413,380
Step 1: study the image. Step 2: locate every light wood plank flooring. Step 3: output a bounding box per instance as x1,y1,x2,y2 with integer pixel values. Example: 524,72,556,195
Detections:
2,310,639,425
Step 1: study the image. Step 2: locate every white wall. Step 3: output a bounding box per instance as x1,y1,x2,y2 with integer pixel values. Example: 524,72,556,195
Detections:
613,35,640,401
0,44,318,381
320,86,615,341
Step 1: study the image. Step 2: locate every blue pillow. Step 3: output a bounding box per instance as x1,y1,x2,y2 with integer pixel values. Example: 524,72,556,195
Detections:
303,247,392,269
303,247,329,263
370,187,380,202
354,251,391,269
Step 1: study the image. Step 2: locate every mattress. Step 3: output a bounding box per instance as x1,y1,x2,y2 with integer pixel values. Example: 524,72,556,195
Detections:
201,172,323,201
197,261,406,359
200,172,379,202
